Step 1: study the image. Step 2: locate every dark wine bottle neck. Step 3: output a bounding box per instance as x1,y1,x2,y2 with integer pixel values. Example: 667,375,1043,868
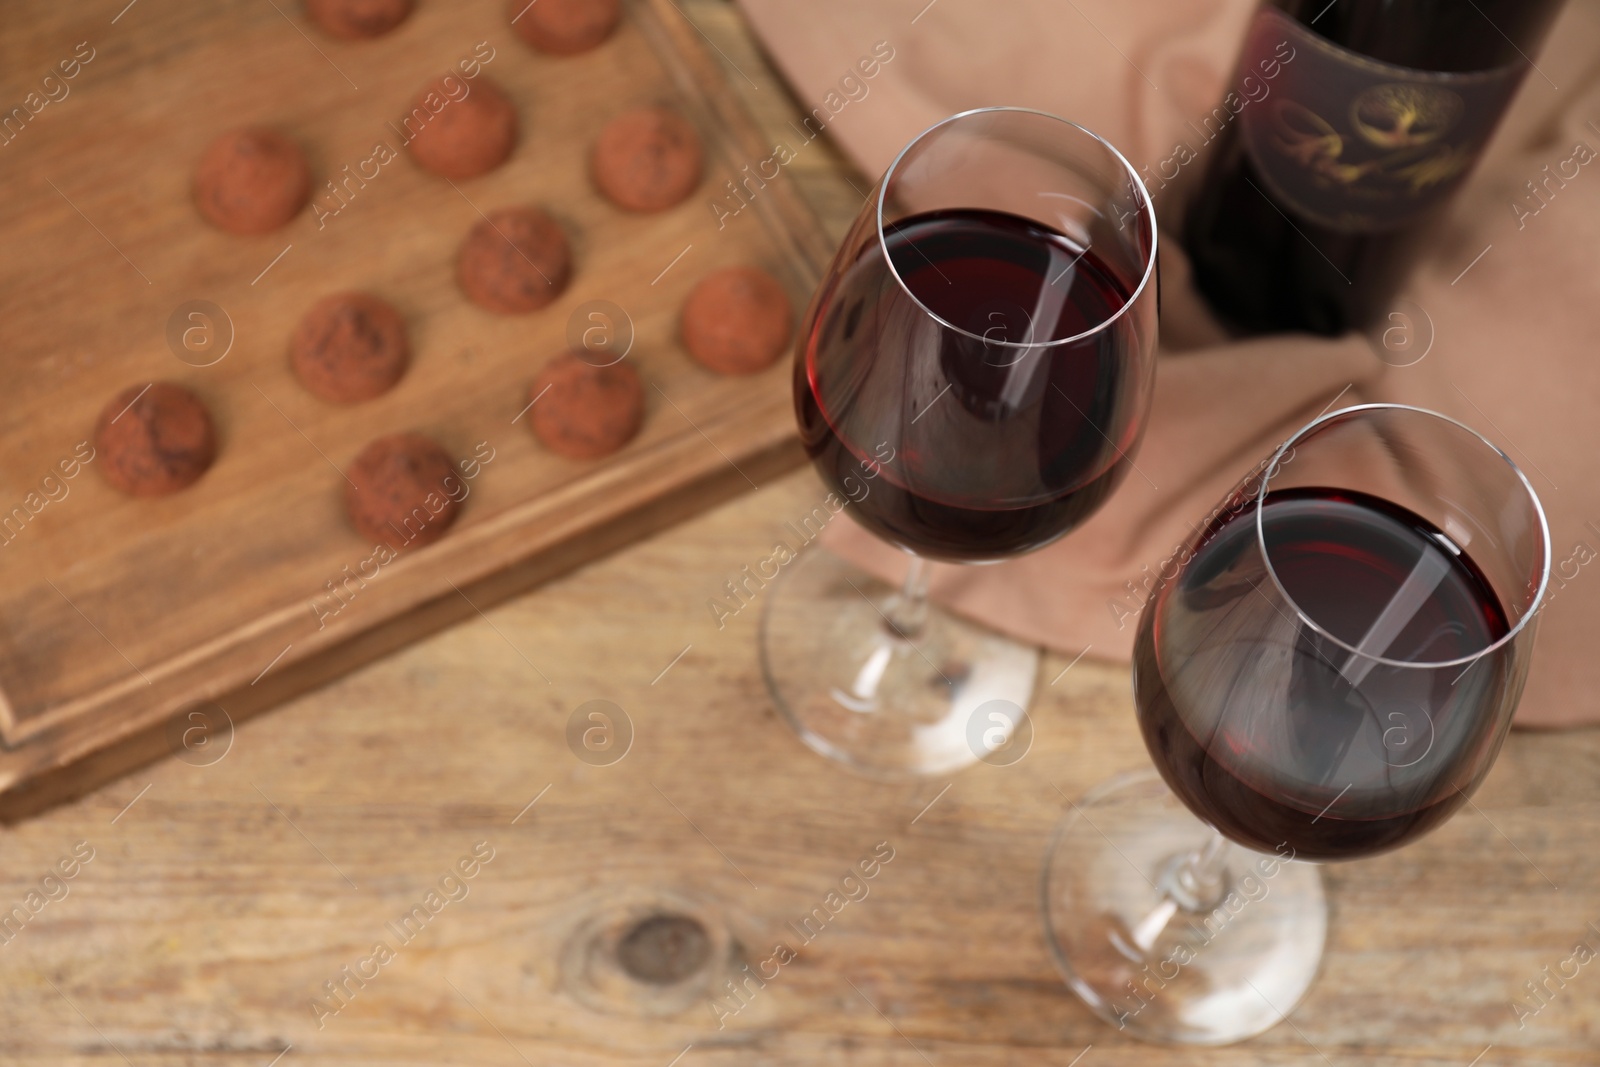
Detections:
1270,0,1566,72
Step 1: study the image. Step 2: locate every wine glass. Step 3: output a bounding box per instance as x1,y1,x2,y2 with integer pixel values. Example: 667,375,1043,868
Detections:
759,107,1159,777
1043,404,1550,1044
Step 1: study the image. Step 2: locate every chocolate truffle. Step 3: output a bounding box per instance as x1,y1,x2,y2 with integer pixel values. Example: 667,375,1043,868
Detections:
457,206,573,314
590,105,703,213
193,127,312,235
95,382,218,497
289,292,410,403
510,0,621,55
305,0,413,39
680,266,793,375
405,74,518,180
528,353,644,460
344,433,462,549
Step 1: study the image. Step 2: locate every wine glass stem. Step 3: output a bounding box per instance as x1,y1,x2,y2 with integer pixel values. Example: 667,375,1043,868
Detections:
1129,830,1232,953
1175,830,1232,909
885,554,932,639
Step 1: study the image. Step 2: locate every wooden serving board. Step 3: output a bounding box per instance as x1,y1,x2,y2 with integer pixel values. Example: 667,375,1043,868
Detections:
0,0,830,811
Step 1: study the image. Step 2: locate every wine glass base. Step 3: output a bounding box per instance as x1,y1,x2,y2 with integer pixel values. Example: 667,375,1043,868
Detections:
759,548,1038,778
1043,771,1326,1045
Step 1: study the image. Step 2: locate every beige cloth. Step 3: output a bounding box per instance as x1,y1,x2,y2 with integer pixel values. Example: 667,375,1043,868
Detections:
738,0,1600,727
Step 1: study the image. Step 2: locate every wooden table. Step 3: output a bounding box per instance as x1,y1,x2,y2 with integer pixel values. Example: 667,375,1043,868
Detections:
3,4,1598,1065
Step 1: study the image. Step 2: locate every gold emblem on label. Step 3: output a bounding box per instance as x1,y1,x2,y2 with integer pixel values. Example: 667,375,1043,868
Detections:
1350,83,1464,148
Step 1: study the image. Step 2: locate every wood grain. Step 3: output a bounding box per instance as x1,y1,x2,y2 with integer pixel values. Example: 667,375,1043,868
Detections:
0,0,828,801
0,3,1594,1066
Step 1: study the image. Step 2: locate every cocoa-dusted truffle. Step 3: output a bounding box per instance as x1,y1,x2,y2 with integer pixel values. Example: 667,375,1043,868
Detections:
289,292,410,403
344,433,462,549
681,265,794,375
405,74,518,180
95,382,218,497
457,206,573,314
528,353,644,460
510,0,620,55
194,127,312,235
590,105,703,213
305,0,413,39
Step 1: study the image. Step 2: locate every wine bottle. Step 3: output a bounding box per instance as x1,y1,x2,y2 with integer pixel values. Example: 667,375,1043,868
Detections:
1182,0,1566,336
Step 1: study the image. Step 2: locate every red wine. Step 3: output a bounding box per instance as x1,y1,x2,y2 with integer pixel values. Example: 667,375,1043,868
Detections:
1183,0,1565,335
797,208,1147,562
1136,487,1516,860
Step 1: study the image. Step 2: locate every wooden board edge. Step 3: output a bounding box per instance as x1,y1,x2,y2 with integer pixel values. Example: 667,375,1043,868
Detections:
0,431,806,823
633,0,838,286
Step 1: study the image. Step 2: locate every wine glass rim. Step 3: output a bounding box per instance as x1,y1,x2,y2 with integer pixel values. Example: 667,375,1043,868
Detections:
1254,402,1552,670
874,106,1158,350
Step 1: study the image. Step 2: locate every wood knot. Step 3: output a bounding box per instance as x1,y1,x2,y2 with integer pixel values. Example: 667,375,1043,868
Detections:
616,914,712,985
558,891,735,1017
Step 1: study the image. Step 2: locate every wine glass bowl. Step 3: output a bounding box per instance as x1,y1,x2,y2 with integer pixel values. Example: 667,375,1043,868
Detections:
796,109,1158,562
1135,405,1549,860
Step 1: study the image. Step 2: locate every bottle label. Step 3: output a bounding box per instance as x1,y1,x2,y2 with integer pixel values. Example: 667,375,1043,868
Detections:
1237,7,1528,232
